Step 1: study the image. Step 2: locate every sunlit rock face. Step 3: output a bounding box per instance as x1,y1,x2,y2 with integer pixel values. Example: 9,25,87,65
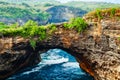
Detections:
0,19,120,80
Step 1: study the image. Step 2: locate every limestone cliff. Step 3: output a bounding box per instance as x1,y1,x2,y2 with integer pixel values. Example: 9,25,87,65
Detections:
0,8,120,80
0,38,41,79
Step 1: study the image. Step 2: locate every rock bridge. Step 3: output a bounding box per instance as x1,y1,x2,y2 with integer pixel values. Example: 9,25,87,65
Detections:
0,20,120,80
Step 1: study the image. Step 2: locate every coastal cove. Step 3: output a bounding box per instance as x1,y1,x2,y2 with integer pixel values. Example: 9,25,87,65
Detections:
0,8,120,80
7,49,94,80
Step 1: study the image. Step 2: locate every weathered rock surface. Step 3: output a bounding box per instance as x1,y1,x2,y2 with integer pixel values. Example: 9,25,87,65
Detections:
0,39,41,79
0,19,120,80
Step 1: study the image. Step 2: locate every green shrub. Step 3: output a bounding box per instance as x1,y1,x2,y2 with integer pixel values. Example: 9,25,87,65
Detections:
38,26,47,41
23,20,38,27
64,17,87,33
48,24,57,34
110,8,116,17
95,9,103,19
30,40,36,50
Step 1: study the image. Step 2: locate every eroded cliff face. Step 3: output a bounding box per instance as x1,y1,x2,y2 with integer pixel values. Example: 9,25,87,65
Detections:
0,19,120,80
0,38,41,79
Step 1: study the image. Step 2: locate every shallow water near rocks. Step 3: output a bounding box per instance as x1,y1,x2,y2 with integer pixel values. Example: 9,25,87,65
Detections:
7,49,94,80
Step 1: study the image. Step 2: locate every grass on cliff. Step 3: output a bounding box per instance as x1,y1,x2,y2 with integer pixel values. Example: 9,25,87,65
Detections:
85,8,120,21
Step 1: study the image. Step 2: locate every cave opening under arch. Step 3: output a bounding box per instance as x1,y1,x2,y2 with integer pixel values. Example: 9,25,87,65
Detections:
7,48,94,80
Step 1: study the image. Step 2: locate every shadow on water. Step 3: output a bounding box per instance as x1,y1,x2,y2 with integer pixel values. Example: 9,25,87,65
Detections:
7,49,94,80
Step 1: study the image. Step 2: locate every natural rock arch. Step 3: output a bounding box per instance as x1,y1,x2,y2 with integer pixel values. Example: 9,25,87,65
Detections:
0,19,120,80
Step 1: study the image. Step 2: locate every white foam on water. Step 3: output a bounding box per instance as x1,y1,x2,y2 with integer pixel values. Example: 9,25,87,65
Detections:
41,58,69,65
62,62,80,68
62,62,86,75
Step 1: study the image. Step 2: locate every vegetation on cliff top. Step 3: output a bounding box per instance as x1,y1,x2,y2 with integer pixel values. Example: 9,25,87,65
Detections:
0,17,88,48
64,17,87,33
0,20,57,49
0,8,119,48
84,8,120,21
0,17,87,37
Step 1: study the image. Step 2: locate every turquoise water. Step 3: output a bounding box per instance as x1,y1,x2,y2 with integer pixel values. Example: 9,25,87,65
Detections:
7,49,94,80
